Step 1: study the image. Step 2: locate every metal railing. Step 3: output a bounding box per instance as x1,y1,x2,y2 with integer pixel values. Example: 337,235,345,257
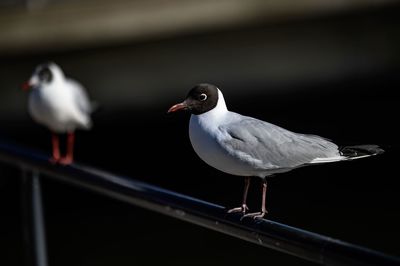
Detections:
0,140,399,266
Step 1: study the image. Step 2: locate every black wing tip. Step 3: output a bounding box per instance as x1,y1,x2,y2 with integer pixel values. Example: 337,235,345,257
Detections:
340,144,385,158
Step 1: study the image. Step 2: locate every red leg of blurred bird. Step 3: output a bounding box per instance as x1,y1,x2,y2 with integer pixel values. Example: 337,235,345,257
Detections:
50,133,60,164
242,179,268,220
228,176,251,214
59,132,74,165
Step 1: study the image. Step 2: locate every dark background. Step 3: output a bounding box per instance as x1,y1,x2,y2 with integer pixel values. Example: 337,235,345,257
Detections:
1,1,399,265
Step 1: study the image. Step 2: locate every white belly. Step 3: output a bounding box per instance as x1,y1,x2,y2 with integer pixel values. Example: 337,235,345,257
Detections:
28,88,82,133
189,115,261,177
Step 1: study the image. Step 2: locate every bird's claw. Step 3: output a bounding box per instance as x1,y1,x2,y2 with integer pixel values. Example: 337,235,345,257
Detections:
58,157,73,165
240,211,267,221
227,204,249,214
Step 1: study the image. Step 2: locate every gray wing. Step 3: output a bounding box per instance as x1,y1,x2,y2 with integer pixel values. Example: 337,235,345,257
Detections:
217,114,339,170
67,79,93,114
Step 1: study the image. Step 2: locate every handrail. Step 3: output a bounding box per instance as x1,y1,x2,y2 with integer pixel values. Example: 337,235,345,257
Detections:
0,140,399,266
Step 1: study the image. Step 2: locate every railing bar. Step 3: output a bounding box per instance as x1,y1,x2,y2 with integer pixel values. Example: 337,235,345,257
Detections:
1,141,399,266
32,171,48,266
20,169,48,266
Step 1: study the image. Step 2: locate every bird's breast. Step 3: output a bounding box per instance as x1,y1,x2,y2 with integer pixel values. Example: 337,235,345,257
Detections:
189,115,257,176
28,87,80,132
28,90,55,122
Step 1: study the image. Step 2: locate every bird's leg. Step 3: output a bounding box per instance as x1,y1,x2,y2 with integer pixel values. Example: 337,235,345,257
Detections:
50,132,61,163
242,179,268,220
228,176,251,214
59,132,74,165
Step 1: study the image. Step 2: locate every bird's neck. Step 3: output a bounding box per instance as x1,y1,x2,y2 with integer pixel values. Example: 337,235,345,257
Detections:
193,89,228,125
49,76,66,89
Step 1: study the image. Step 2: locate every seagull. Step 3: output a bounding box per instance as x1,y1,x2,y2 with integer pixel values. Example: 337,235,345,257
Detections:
22,62,94,165
168,83,384,219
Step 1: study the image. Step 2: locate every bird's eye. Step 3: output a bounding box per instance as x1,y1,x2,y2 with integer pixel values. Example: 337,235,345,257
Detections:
199,93,207,101
38,68,53,83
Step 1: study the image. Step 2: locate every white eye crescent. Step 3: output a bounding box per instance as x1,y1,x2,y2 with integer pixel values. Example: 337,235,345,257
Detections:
199,93,207,101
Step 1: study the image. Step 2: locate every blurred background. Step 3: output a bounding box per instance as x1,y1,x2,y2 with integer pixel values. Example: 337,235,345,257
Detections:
1,0,400,265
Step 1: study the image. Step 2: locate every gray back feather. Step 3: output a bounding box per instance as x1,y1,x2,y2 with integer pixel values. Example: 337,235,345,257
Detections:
218,114,339,170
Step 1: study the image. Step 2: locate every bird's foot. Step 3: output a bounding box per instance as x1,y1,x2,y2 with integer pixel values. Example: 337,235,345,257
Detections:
49,157,60,164
58,156,73,165
227,204,249,214
240,210,267,220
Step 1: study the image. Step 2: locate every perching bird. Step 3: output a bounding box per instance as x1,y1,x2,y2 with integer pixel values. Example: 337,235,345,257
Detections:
168,83,384,219
23,62,94,165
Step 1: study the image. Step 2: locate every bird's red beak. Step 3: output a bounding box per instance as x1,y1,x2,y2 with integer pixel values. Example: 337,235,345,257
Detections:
168,102,188,113
21,81,32,91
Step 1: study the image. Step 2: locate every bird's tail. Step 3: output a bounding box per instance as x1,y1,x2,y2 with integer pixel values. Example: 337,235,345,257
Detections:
340,145,384,160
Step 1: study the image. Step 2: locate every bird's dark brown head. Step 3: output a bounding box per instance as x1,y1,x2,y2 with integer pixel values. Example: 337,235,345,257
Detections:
22,62,56,91
168,83,219,115
35,63,54,83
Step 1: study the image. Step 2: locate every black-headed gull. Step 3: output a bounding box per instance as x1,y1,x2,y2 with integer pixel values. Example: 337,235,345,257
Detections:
23,62,94,165
168,83,384,219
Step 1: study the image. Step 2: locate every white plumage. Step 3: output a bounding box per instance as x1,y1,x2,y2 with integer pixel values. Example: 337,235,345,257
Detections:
169,83,383,219
27,63,92,133
189,89,346,178
24,62,94,164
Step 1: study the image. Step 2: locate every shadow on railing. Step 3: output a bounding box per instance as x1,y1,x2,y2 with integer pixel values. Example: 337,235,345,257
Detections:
0,140,399,266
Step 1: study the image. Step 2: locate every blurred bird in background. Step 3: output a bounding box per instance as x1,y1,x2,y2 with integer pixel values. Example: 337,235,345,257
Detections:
22,62,94,165
168,84,384,219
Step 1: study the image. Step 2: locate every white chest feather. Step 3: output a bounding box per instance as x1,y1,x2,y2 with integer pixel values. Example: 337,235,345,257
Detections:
188,91,258,176
28,82,88,132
